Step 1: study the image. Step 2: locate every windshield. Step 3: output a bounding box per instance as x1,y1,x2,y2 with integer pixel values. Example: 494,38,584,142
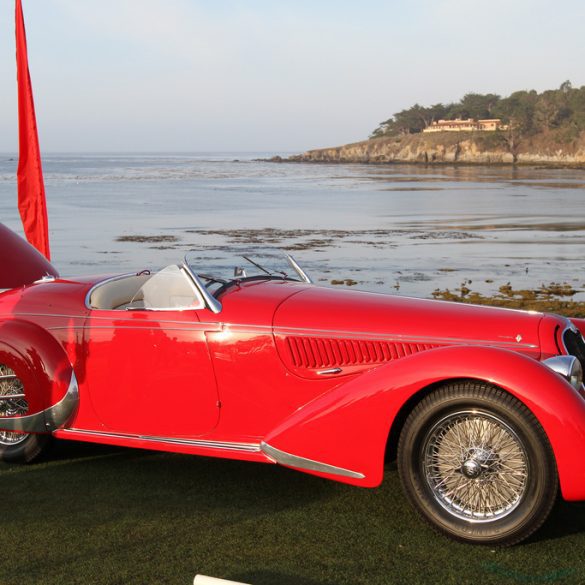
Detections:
137,265,202,310
184,247,310,295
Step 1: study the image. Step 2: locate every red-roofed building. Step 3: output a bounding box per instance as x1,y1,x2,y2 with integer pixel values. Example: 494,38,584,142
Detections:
423,118,508,133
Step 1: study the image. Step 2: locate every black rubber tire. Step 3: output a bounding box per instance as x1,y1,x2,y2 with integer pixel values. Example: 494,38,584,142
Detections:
0,433,51,464
397,381,558,545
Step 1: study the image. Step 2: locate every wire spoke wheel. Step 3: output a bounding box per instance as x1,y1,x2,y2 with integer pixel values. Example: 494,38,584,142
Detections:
0,364,29,446
423,410,528,523
0,363,49,463
398,382,558,545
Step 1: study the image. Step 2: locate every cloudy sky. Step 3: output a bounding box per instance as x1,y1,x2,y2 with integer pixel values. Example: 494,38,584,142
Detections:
0,0,583,152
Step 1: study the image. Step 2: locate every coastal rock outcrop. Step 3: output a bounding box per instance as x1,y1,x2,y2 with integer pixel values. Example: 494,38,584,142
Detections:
284,132,585,166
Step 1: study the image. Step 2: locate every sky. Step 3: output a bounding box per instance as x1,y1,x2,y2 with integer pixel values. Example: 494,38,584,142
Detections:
0,0,583,153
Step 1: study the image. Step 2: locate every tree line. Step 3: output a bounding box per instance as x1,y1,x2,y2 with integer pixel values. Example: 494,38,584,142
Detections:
370,81,585,140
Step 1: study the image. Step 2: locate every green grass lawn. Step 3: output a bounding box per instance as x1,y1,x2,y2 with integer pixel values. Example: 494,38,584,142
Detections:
2,440,585,585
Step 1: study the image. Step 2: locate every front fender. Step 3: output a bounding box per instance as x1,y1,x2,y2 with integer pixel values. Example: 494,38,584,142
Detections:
263,345,585,500
0,319,78,433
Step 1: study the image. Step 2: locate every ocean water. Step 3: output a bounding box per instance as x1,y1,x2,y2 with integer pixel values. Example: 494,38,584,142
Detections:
1,152,585,300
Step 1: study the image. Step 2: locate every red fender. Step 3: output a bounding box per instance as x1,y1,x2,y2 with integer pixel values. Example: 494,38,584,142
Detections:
0,223,58,289
0,319,75,431
263,345,585,500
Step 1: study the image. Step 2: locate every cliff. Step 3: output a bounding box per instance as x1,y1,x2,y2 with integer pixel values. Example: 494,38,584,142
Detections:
284,131,585,166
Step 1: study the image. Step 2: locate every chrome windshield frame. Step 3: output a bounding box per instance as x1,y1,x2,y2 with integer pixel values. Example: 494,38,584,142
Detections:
286,253,312,284
182,261,223,314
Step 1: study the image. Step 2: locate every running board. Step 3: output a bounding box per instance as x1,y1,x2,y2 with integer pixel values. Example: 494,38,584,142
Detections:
59,428,261,454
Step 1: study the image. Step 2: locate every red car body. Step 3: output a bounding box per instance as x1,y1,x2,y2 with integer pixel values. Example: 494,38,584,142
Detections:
2,223,585,544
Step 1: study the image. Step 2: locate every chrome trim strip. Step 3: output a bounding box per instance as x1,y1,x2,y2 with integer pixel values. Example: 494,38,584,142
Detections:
84,273,135,310
125,306,203,313
0,371,79,433
4,315,538,351
178,265,205,311
6,313,225,332
47,325,222,333
260,441,365,479
207,323,272,333
316,368,342,375
286,254,312,284
44,321,538,350
59,428,261,453
273,326,539,349
207,322,539,350
33,275,57,284
6,312,208,325
1,312,86,320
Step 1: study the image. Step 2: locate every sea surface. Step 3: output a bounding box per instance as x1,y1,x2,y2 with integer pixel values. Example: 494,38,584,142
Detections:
1,152,585,300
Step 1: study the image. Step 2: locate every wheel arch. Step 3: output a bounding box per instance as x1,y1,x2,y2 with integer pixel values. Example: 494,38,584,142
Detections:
384,377,460,463
0,318,78,433
263,345,585,500
384,375,545,462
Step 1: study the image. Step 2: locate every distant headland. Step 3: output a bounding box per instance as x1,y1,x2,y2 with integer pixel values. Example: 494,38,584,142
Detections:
275,82,585,166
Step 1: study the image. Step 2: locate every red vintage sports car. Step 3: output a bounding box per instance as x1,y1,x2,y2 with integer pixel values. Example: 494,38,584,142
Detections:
1,222,585,545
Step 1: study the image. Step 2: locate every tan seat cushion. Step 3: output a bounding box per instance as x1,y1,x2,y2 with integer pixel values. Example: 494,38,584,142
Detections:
89,274,151,310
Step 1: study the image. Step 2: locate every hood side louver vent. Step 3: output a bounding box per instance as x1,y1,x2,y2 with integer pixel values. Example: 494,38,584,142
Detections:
286,336,438,369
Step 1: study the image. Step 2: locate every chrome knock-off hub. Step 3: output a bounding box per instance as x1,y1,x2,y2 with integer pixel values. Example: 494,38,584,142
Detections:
461,447,497,479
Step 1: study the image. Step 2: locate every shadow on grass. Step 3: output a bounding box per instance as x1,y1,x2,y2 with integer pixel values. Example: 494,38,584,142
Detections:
531,500,585,543
0,438,334,518
42,443,585,544
0,440,347,584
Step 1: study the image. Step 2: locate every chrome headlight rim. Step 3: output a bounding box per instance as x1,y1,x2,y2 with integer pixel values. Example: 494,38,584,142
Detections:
543,355,583,390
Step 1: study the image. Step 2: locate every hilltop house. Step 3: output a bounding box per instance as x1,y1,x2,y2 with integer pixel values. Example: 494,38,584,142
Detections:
423,118,508,133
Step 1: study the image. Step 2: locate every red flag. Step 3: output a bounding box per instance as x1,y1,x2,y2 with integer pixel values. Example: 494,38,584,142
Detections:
15,0,50,260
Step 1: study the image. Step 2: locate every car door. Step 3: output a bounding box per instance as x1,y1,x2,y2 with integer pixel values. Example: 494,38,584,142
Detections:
83,267,220,437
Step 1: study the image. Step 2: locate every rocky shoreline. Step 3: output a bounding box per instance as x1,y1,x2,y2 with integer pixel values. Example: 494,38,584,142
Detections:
272,132,585,167
116,229,585,317
431,282,585,318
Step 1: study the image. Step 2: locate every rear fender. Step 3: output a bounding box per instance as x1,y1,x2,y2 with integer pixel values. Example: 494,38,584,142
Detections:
0,319,78,433
262,345,585,501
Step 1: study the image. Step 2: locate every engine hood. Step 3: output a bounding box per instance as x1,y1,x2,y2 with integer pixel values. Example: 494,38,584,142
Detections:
0,223,58,289
273,286,544,359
